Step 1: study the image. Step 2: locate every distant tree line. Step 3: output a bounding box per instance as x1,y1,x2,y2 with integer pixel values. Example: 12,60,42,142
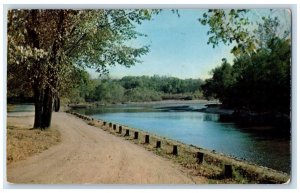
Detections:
67,75,204,103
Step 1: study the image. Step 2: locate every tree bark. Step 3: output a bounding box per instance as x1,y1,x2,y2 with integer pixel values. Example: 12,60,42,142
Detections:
41,86,54,129
28,10,43,129
33,84,44,129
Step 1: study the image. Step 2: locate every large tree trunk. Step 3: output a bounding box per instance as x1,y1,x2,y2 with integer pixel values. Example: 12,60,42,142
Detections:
29,10,44,129
41,86,54,129
33,10,64,129
33,85,56,129
33,84,44,129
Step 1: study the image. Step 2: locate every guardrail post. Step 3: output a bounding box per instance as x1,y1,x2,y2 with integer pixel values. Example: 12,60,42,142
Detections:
118,126,122,134
113,124,116,130
145,135,150,144
224,164,233,178
196,152,204,164
172,145,178,155
156,141,161,148
134,132,139,139
125,129,130,136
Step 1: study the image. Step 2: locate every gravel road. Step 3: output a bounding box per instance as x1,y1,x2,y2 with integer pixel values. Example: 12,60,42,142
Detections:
7,112,199,184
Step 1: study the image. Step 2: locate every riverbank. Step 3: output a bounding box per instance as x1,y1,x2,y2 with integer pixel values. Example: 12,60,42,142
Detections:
68,111,290,184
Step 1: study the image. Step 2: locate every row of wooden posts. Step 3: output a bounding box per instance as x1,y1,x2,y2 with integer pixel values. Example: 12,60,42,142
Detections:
70,111,232,178
105,121,180,154
103,120,233,178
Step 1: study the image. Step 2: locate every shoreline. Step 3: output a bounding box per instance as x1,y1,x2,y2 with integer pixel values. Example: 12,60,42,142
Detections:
68,110,290,184
67,99,219,109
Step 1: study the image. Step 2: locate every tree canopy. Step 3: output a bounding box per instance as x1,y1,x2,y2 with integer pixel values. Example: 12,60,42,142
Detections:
200,10,291,114
199,9,290,55
7,9,159,128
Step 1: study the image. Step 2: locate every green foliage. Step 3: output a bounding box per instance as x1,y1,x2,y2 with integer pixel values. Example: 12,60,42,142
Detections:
73,75,204,103
124,87,162,102
202,38,291,113
60,69,97,103
7,9,158,95
93,80,125,103
199,9,291,57
119,76,203,94
200,10,291,114
199,9,255,55
7,9,162,127
202,59,236,104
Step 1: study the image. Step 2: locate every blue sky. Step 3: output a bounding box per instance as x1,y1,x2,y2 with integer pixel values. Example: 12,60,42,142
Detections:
88,9,290,80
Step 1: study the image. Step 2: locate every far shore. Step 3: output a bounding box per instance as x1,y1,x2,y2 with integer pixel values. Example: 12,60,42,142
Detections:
120,99,219,105
67,99,220,109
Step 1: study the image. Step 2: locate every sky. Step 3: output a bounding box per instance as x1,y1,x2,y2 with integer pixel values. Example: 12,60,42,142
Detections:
88,9,291,80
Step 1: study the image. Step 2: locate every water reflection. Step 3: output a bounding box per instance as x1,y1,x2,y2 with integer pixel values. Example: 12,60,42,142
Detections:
203,113,219,122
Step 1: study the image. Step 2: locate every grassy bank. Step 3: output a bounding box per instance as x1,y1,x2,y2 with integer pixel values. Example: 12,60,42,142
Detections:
6,124,61,164
68,111,290,184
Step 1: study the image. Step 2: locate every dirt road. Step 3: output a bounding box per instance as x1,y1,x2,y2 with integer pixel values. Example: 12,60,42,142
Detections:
7,112,199,184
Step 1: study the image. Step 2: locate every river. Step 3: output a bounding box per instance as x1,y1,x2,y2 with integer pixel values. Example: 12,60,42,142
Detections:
75,101,291,173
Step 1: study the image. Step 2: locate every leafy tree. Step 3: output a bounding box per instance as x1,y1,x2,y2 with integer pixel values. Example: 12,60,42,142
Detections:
201,59,236,106
124,87,161,102
202,38,291,113
93,81,125,103
120,76,143,89
200,10,291,114
60,69,97,103
199,9,256,56
199,9,290,55
8,9,158,129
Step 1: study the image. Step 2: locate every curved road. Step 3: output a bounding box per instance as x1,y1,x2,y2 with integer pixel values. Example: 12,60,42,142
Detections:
7,112,201,184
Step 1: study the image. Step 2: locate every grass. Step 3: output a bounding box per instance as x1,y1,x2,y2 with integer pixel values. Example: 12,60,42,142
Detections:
69,111,290,184
7,125,61,164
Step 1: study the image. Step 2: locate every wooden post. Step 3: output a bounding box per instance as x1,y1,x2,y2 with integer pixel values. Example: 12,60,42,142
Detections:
196,152,204,164
145,135,150,144
224,164,233,178
109,123,112,128
113,124,116,130
134,131,139,139
172,145,178,155
156,141,161,148
118,126,122,134
125,129,130,136
103,121,106,126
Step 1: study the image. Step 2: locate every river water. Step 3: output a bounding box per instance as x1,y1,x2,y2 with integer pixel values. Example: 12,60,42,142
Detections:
75,101,290,173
